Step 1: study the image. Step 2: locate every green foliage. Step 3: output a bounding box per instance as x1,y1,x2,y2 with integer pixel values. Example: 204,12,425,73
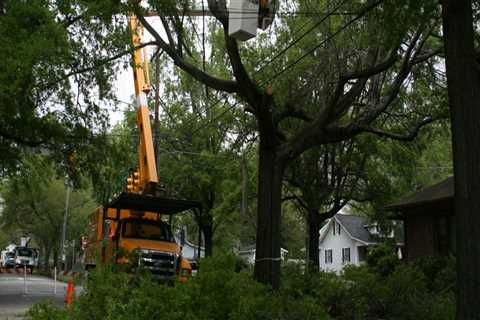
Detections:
0,0,131,173
87,121,138,204
28,301,69,320
0,155,97,267
29,254,330,320
352,123,452,219
281,257,455,320
28,253,455,320
153,43,260,253
365,242,400,277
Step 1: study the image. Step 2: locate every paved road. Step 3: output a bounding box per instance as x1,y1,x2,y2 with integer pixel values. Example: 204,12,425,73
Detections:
0,272,66,319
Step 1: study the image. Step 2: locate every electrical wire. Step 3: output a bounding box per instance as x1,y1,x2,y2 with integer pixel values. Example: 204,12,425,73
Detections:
189,101,239,136
188,1,355,133
138,0,382,135
253,0,350,76
263,0,385,85
155,9,356,17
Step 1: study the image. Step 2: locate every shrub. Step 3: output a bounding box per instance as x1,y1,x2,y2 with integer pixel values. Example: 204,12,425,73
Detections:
28,301,68,320
365,242,400,277
29,254,455,320
29,254,330,320
280,259,455,320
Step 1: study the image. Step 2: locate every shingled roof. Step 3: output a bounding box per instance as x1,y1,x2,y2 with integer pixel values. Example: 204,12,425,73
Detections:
386,176,454,211
335,214,374,244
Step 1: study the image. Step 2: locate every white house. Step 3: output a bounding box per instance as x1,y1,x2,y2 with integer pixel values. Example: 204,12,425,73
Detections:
319,214,379,273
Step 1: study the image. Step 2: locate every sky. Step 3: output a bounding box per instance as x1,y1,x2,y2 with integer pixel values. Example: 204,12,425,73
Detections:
109,17,165,126
110,67,134,125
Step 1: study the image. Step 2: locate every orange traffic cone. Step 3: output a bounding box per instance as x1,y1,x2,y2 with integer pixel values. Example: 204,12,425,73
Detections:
65,279,74,305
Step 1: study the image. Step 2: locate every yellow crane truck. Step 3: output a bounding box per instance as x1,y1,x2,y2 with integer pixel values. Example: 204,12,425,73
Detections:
84,195,200,281
83,14,200,282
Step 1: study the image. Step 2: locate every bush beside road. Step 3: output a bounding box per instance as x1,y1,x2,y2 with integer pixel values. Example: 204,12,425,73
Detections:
27,254,456,320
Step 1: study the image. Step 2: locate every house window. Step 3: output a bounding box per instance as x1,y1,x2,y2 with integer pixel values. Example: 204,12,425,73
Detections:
325,249,333,264
358,246,367,262
342,248,351,264
333,221,340,236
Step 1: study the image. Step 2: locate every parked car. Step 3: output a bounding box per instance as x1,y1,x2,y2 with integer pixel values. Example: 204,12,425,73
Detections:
2,252,15,268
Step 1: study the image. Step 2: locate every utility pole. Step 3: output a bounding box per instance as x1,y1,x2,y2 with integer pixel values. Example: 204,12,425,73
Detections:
241,154,248,216
71,239,75,269
60,178,73,271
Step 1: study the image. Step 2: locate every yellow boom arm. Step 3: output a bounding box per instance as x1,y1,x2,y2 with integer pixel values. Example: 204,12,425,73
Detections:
127,15,158,193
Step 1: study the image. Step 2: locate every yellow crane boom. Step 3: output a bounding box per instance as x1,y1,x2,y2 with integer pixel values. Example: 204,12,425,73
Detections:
127,15,158,194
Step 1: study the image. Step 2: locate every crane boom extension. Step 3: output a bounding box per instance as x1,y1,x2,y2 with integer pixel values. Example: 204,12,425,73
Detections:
127,16,158,193
125,1,274,192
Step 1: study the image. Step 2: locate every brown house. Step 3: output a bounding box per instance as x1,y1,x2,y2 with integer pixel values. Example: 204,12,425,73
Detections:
386,177,455,260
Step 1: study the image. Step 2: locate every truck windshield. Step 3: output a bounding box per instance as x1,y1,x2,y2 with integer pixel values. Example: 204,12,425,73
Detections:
122,220,173,242
16,248,33,257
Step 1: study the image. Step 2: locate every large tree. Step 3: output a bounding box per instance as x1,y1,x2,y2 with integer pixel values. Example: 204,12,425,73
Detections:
284,139,370,272
0,156,96,269
154,75,247,256
0,0,133,174
441,0,480,318
130,0,442,288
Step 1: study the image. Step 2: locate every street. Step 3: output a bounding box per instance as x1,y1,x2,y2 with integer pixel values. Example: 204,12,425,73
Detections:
0,271,66,319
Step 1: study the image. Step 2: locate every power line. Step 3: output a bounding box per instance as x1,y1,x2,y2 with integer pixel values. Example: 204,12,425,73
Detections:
254,0,350,75
61,130,238,159
189,101,239,136
187,2,353,134
145,8,356,18
139,1,381,135
176,92,231,131
263,0,385,85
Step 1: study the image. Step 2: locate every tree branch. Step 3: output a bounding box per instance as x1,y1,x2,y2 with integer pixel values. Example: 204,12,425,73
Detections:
222,30,261,106
42,42,155,89
0,128,45,147
275,103,313,125
356,116,435,141
137,14,239,93
340,49,399,81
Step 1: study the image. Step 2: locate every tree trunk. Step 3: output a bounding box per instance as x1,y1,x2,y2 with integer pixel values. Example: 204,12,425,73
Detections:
197,218,203,260
307,210,321,273
254,140,285,290
43,246,51,271
442,1,480,318
203,215,214,257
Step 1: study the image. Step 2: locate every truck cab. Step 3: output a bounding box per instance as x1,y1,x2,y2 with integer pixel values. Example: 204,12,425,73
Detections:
14,247,36,272
84,192,200,282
